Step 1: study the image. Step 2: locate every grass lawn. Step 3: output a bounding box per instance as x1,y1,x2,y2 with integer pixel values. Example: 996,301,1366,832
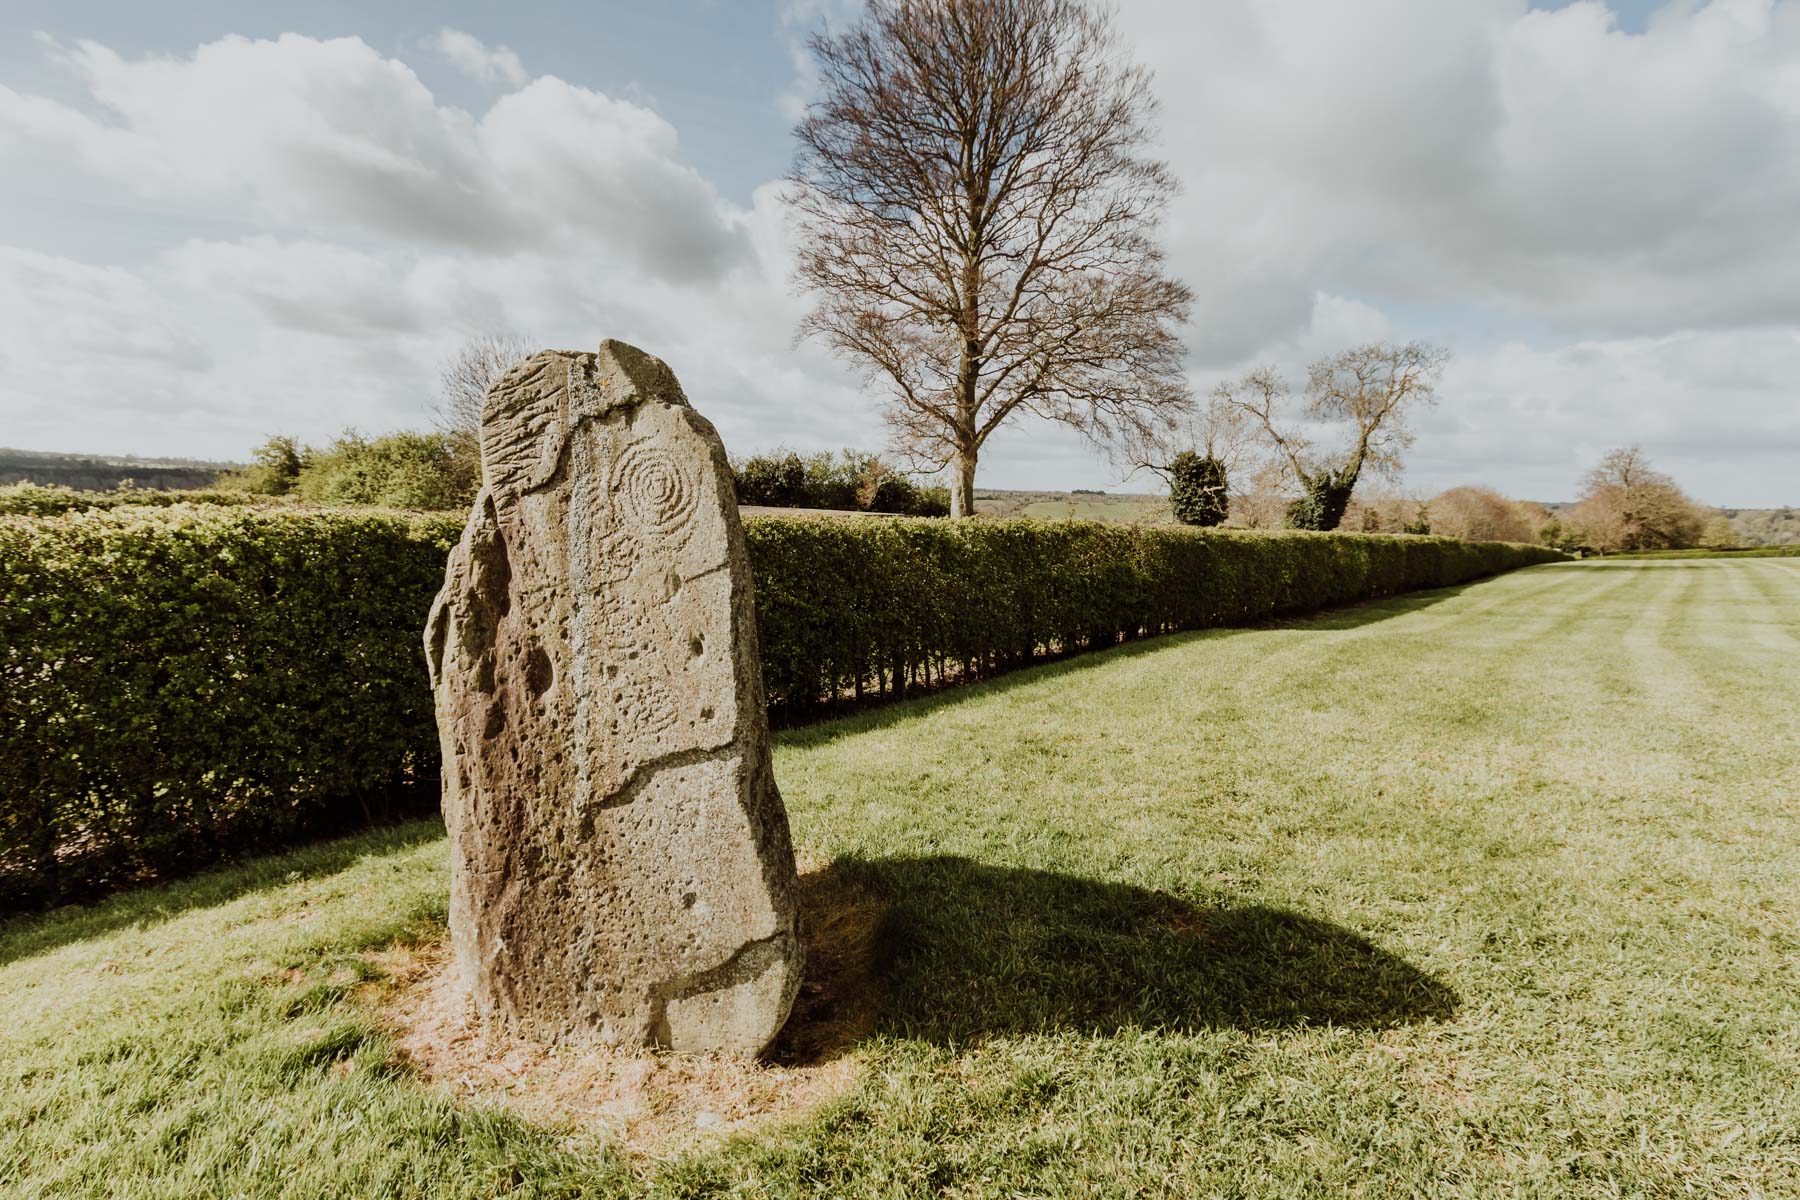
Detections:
4,558,1797,1197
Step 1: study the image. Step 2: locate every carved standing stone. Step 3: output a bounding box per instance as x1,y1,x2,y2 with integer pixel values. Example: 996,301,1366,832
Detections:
424,340,801,1055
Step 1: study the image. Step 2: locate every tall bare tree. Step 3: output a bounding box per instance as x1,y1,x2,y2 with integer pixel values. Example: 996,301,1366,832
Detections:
1223,342,1448,531
435,333,535,496
790,0,1193,518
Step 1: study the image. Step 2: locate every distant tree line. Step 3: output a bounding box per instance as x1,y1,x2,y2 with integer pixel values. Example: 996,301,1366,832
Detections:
1720,506,1800,546
1244,446,1729,554
732,449,950,516
217,329,1753,547
220,429,951,519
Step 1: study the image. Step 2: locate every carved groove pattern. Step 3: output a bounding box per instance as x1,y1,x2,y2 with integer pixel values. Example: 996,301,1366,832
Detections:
610,442,697,541
482,359,566,500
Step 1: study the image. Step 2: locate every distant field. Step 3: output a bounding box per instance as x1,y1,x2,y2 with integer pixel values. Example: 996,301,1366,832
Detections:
0,446,238,491
4,557,1795,1197
1613,544,1800,560
976,488,1172,523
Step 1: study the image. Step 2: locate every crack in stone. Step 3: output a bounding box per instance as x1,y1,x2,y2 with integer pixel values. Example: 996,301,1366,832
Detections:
578,740,740,830
644,931,792,1048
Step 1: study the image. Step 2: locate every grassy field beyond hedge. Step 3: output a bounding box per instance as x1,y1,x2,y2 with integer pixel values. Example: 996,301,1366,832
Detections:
4,558,1797,1197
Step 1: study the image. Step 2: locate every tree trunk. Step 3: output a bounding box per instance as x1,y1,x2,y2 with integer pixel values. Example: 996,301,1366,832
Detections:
949,448,977,519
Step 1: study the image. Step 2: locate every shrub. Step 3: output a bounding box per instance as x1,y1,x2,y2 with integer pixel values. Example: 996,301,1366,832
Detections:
216,435,307,495
1428,487,1533,543
214,430,476,511
289,431,475,511
0,507,1561,906
731,449,948,516
1169,452,1228,527
733,451,809,508
1285,472,1356,531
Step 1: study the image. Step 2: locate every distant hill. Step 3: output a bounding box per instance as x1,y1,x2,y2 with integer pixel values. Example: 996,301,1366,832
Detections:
0,447,242,492
1720,507,1800,546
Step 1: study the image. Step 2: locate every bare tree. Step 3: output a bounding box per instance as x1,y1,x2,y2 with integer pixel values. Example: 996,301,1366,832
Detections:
790,0,1193,518
438,333,537,445
1568,446,1704,552
1428,486,1534,543
436,333,536,495
1228,459,1295,529
1121,385,1252,483
1582,445,1660,494
1222,342,1448,530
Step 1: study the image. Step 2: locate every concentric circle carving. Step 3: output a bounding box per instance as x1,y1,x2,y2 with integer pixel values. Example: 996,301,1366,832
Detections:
610,442,698,539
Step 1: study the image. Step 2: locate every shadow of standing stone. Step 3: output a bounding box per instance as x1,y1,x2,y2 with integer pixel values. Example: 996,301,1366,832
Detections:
811,856,1459,1045
425,340,801,1056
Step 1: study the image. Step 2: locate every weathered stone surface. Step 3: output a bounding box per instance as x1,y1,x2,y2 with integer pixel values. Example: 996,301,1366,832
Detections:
424,340,801,1056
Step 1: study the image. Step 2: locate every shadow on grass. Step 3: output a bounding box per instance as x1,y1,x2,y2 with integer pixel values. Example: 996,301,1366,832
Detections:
777,577,1498,748
774,855,1458,1062
0,818,446,968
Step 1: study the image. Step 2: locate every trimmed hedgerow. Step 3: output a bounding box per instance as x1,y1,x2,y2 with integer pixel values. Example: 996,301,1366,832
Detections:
1,506,1561,905
745,518,1563,712
0,506,460,906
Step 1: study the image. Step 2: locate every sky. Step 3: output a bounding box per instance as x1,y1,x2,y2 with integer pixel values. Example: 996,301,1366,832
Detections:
1,0,1796,506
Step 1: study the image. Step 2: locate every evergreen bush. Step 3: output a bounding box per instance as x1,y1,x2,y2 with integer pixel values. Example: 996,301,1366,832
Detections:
1168,452,1229,526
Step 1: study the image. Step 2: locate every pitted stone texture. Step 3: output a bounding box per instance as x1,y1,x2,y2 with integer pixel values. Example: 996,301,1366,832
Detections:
425,340,801,1056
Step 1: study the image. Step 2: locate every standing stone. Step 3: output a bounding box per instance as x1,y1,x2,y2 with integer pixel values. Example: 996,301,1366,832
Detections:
424,340,801,1055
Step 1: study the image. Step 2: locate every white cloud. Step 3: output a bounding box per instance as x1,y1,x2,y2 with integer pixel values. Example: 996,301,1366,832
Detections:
1105,0,1800,502
1128,0,1800,346
429,29,528,89
1,8,1797,506
1,34,746,276
1412,329,1800,503
0,32,868,462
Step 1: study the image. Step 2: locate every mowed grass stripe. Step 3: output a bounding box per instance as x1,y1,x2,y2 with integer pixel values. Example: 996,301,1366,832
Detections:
2,560,1796,1198
1735,560,1800,653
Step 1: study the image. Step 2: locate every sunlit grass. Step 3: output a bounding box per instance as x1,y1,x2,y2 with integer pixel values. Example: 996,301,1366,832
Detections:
3,558,1796,1197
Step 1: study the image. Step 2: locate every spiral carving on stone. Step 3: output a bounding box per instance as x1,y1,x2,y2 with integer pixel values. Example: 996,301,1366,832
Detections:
610,441,698,540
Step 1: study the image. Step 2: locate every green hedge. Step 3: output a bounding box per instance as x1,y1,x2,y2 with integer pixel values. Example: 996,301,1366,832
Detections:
1,507,1561,906
745,519,1564,710
0,506,461,905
